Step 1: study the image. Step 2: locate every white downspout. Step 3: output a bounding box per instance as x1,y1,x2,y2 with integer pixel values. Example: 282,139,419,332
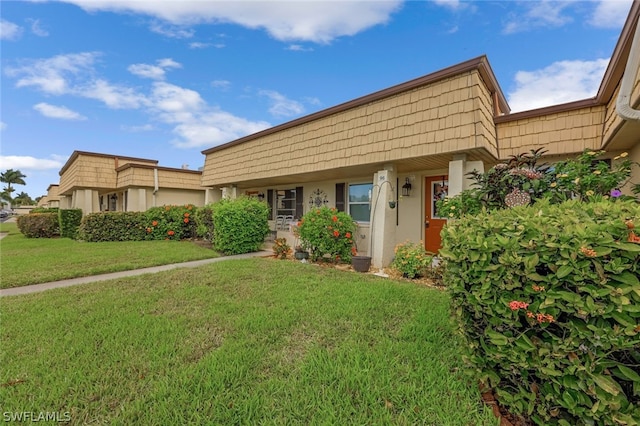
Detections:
152,168,159,207
616,16,640,121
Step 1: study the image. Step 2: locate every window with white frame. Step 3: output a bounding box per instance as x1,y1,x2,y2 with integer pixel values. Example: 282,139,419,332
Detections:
348,183,372,222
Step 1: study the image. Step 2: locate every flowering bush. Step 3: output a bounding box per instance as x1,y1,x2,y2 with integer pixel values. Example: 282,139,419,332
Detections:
391,240,434,278
298,207,357,263
440,149,637,219
441,199,640,425
547,150,634,202
436,189,483,219
144,204,196,241
272,237,291,259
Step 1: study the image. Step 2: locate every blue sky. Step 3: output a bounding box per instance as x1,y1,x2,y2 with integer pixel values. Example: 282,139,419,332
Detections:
0,0,634,199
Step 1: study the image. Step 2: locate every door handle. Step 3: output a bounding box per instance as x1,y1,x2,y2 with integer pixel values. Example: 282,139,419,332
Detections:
424,219,430,229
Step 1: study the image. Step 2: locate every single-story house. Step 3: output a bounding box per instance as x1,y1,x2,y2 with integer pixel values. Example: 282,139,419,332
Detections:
200,2,640,268
36,184,61,209
57,151,206,214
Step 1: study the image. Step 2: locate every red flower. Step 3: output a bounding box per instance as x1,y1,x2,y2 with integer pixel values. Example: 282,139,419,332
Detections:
333,230,340,237
152,220,158,226
332,215,338,222
184,212,190,218
345,232,352,238
509,301,529,311
183,218,190,223
168,230,175,236
146,227,152,233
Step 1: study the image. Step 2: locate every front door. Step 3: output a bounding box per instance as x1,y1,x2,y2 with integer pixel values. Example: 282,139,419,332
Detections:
424,176,449,253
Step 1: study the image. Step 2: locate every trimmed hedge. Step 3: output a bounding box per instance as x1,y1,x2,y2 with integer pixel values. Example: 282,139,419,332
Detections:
16,213,60,238
440,200,640,425
79,212,147,242
59,209,83,239
212,197,269,255
194,204,215,241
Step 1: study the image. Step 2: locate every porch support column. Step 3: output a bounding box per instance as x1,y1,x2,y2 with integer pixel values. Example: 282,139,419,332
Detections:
370,166,397,269
448,154,486,197
205,188,222,205
448,154,466,198
221,185,237,199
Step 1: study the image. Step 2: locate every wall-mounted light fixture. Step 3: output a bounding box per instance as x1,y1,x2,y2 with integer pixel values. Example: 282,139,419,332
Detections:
110,194,118,201
257,192,265,201
401,178,412,197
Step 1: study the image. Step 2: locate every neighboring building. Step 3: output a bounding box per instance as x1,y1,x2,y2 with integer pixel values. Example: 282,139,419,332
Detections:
57,151,205,214
37,184,61,209
201,2,640,268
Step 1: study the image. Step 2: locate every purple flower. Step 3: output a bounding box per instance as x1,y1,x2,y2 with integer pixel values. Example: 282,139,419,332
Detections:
610,189,622,198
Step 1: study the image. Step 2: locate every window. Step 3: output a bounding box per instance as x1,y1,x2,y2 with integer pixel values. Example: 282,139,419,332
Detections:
348,183,372,222
275,188,296,217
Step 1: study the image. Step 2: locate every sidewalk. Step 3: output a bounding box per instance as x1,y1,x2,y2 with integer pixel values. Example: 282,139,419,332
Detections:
0,249,273,298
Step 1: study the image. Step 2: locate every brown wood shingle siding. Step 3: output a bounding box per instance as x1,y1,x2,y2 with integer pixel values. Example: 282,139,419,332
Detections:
202,70,499,187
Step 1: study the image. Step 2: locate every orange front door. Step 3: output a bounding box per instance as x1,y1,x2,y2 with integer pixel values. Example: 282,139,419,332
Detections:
424,176,449,254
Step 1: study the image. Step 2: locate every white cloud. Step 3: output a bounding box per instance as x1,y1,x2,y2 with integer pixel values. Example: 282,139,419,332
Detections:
287,44,314,52
211,80,231,90
149,22,194,39
28,18,49,37
121,124,154,132
5,52,99,95
79,79,148,109
6,51,271,148
128,58,182,80
171,111,271,149
589,0,632,28
259,90,305,118
58,0,403,43
189,42,211,49
507,58,609,112
0,155,64,170
1,19,23,40
0,122,6,131
503,1,573,34
33,103,87,120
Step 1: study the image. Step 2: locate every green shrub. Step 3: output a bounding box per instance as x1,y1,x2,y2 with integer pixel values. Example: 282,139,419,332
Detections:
58,209,83,239
194,204,215,241
391,240,434,278
30,207,59,214
143,204,197,241
212,197,270,255
440,199,640,425
298,207,357,263
16,213,60,238
79,212,147,242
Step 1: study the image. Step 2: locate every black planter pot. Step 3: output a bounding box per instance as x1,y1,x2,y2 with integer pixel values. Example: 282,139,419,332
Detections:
294,250,309,260
351,255,372,272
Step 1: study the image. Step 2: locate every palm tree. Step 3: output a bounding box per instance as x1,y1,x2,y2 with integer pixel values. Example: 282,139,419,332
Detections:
13,191,34,207
0,169,27,198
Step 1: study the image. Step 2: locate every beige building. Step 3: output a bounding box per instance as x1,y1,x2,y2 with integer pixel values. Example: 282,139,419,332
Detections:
57,151,205,214
36,184,61,209
201,2,640,268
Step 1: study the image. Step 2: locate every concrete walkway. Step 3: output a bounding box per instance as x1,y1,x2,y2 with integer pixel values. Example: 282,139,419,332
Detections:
0,249,273,298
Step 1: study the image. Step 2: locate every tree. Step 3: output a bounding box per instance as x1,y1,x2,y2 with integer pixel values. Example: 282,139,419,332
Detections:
0,169,27,199
13,191,34,207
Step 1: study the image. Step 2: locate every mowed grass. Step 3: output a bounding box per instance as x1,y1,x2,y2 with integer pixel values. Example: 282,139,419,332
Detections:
0,259,497,425
0,223,220,288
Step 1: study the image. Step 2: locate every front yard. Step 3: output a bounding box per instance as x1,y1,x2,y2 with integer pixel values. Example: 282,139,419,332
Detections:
0,258,497,425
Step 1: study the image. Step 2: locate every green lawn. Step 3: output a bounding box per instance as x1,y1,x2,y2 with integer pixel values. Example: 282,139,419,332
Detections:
0,259,497,425
0,223,221,288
